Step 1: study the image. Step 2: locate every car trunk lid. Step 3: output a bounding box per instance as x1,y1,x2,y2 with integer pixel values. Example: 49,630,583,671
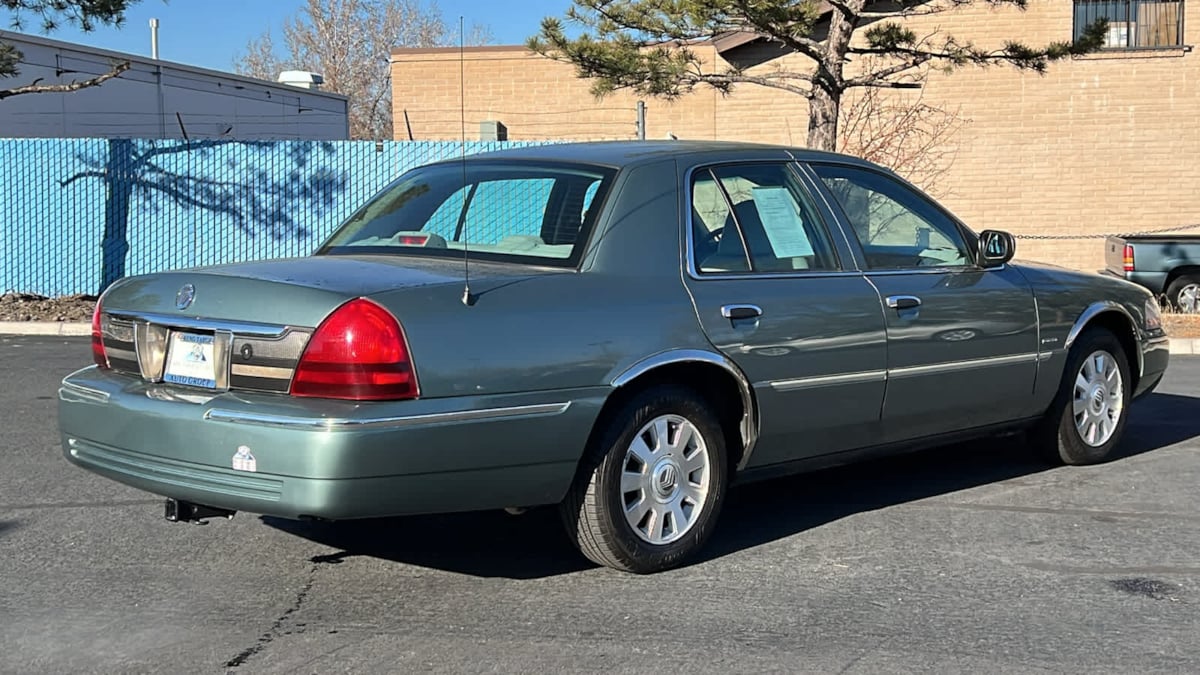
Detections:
95,254,543,394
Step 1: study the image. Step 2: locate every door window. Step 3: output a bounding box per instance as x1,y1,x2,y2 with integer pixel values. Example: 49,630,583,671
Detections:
812,164,973,270
691,163,839,274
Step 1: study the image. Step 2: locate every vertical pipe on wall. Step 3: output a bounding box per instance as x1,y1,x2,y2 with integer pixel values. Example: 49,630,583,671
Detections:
636,100,646,141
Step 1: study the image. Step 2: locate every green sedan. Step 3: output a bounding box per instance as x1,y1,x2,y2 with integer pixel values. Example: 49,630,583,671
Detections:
59,141,1170,573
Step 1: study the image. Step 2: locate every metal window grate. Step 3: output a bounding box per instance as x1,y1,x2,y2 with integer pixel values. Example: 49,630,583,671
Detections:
0,139,557,297
1074,0,1185,49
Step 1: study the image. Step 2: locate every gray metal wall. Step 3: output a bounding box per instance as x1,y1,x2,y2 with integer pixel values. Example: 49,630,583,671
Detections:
0,32,350,140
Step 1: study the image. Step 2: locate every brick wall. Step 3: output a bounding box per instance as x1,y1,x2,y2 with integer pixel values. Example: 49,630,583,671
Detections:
390,1,1200,271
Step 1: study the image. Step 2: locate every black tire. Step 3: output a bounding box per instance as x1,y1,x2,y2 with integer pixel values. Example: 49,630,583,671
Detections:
1166,274,1200,314
560,385,729,573
1030,328,1132,466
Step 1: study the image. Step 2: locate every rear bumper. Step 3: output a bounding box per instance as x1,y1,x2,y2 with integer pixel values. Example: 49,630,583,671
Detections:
1100,269,1169,296
59,367,606,519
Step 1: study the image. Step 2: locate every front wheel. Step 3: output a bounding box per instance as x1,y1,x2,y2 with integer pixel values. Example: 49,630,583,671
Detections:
1030,328,1132,465
560,385,729,573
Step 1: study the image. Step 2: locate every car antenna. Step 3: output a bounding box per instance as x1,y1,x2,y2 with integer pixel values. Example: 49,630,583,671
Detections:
458,15,476,307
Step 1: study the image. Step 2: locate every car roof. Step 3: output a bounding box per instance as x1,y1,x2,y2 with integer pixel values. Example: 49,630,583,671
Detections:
430,140,886,172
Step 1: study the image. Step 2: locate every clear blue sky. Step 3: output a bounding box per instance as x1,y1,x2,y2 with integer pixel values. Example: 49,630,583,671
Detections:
3,0,573,72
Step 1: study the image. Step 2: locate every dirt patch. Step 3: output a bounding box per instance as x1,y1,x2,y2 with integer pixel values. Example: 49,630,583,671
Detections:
1164,313,1200,339
0,293,96,322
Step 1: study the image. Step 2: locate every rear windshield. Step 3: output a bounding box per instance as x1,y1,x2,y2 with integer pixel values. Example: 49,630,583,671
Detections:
318,160,616,267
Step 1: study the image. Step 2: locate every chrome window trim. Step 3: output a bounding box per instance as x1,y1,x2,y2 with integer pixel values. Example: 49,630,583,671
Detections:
682,160,850,282
203,401,572,431
687,269,864,282
759,369,887,392
612,349,759,470
865,265,1007,277
790,158,868,271
106,311,294,338
888,352,1039,379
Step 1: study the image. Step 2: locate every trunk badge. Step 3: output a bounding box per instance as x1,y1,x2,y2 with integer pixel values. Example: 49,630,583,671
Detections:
175,284,196,310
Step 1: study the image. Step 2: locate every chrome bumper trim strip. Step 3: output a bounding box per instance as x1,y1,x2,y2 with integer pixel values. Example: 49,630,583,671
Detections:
106,311,292,338
203,401,573,430
58,381,111,404
230,364,294,380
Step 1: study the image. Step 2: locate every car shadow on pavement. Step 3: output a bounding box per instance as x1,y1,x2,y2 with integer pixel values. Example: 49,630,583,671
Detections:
265,392,1200,580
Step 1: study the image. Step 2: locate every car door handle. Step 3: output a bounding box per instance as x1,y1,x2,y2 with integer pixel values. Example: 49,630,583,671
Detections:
885,295,922,310
721,304,763,321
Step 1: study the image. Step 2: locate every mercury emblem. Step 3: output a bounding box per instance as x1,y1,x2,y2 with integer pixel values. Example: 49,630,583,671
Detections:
175,283,196,310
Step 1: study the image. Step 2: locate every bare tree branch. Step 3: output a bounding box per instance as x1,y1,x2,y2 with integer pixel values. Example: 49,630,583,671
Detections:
234,0,490,140
838,86,970,197
0,60,129,100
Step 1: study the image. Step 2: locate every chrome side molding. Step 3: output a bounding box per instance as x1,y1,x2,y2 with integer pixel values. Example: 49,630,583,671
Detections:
204,401,573,431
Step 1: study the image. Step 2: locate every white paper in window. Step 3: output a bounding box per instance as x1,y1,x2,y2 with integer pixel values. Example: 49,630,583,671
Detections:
750,187,814,257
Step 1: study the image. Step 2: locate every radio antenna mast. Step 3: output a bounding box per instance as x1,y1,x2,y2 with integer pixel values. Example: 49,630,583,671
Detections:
459,15,476,307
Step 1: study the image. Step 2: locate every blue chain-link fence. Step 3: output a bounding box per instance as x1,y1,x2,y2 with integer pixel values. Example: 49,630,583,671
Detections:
0,138,552,297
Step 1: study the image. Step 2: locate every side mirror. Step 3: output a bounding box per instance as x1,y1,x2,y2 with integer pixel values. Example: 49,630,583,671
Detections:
977,230,1015,268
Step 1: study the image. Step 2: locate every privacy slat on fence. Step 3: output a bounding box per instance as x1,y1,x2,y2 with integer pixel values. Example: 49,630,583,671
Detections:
1,139,551,296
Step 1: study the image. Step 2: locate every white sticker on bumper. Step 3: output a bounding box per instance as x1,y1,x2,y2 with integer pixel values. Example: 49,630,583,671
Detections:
232,445,257,472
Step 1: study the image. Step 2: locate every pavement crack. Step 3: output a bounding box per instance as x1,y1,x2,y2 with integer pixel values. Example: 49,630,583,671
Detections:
223,561,319,672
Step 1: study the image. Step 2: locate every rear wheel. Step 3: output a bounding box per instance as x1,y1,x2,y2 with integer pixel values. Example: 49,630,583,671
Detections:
1166,274,1200,314
1030,328,1132,465
560,385,728,573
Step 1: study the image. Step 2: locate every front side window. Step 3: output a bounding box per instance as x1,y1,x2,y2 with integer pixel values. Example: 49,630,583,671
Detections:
319,161,613,266
1074,0,1184,48
812,164,973,270
691,163,839,274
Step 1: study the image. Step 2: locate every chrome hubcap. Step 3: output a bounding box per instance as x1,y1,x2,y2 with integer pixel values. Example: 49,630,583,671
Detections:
1073,350,1124,447
621,414,710,545
1178,283,1200,313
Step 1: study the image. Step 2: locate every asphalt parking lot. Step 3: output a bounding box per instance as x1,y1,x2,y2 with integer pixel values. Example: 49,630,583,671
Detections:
2,335,1199,674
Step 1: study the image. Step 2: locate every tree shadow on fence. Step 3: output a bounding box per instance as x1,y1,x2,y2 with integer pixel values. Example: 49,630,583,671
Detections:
59,139,348,294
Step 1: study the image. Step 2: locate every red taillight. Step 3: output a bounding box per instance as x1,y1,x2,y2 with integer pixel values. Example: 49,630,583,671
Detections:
1123,244,1135,272
91,300,108,368
395,233,430,246
290,298,419,401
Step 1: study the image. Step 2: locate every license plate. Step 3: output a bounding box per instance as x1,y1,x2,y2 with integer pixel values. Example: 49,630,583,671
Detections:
163,332,218,389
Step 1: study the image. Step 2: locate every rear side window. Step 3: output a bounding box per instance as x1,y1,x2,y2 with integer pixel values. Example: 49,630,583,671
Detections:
320,161,615,266
691,162,840,274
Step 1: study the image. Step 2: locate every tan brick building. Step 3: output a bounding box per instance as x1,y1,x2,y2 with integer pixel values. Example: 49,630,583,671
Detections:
391,1,1198,271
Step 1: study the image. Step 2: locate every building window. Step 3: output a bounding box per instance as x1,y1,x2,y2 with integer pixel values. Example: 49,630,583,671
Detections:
1074,1,1185,49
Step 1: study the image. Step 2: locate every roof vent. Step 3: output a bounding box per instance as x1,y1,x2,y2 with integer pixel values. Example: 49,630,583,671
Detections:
277,71,325,90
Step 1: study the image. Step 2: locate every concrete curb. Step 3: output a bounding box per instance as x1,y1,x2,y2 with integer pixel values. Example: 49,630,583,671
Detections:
3,321,1200,354
0,321,91,336
1170,338,1200,355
